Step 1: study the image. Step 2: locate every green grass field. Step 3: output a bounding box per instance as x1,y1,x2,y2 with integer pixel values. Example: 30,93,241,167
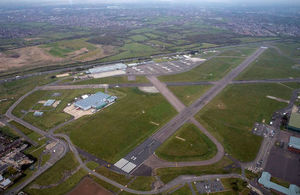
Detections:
0,125,18,138
158,57,244,82
130,35,148,42
0,74,57,115
156,123,217,162
127,176,155,191
168,85,212,106
9,121,46,145
218,47,257,57
58,87,177,163
168,184,193,195
196,83,296,162
13,89,102,130
273,42,300,59
157,156,240,184
105,42,159,61
96,166,131,185
42,38,97,58
24,152,87,195
237,48,300,80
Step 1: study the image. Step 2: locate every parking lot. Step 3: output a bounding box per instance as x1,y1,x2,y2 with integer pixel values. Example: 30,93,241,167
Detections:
252,122,275,138
126,57,205,75
194,179,224,194
265,131,300,185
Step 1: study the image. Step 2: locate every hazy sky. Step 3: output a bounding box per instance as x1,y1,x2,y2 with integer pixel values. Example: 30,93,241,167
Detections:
2,0,300,6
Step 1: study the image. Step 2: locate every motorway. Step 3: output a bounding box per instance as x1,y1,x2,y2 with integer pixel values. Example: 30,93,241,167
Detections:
116,47,268,174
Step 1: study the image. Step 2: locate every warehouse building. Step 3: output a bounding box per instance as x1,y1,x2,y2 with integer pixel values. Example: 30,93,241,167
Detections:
288,112,300,132
74,92,117,111
288,136,300,153
33,111,43,117
43,99,55,107
258,172,300,195
86,63,127,74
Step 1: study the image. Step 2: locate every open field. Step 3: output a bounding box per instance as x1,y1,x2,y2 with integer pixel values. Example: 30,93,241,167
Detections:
156,123,217,162
168,184,193,195
9,121,46,145
168,85,212,106
95,166,155,192
237,48,300,80
12,89,103,130
0,74,57,115
67,176,113,195
130,35,148,42
96,166,131,186
196,83,296,162
104,42,160,61
158,57,244,82
273,42,300,59
156,157,241,184
217,46,257,57
0,125,18,138
58,87,177,163
127,176,155,191
24,152,87,195
90,175,119,193
0,38,114,72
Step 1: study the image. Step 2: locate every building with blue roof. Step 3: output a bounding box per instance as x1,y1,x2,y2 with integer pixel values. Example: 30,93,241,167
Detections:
86,63,127,74
258,172,300,195
288,136,300,153
33,111,44,117
44,99,55,107
74,92,117,111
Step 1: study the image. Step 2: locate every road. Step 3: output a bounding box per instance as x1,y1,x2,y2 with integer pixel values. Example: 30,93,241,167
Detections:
147,76,185,112
117,47,267,173
2,120,38,147
44,78,300,91
4,87,69,195
6,141,68,195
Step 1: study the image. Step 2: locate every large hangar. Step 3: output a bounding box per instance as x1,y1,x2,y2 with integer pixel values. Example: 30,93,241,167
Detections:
86,63,127,74
74,92,117,111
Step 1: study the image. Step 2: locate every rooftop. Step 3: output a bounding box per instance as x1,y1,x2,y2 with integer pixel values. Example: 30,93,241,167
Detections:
288,136,300,150
288,111,300,129
0,178,11,187
87,63,127,74
258,172,300,195
74,92,117,110
44,99,55,107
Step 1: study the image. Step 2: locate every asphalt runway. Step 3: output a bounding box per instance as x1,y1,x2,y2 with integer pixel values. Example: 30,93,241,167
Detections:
116,47,267,174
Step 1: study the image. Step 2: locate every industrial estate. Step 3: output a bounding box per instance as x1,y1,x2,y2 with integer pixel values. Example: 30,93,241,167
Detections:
0,1,300,195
